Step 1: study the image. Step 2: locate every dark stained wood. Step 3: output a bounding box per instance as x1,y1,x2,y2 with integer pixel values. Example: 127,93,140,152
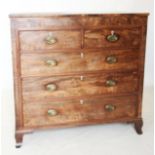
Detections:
21,50,139,77
22,72,139,101
137,21,148,118
134,118,143,134
23,95,137,127
15,117,142,132
9,14,148,30
10,18,24,148
84,27,141,49
10,13,148,147
15,133,23,148
19,30,81,50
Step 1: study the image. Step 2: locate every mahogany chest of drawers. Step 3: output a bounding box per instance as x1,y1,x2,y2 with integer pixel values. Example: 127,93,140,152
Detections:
10,13,148,148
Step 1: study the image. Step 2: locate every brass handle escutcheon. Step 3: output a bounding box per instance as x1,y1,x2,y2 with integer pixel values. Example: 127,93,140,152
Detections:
47,109,57,116
106,55,117,64
106,30,119,42
45,59,57,66
46,84,57,91
44,35,57,45
106,79,116,87
105,104,116,112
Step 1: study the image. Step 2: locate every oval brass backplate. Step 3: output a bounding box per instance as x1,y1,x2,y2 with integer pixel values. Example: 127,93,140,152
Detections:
106,55,117,64
106,80,117,87
105,104,116,112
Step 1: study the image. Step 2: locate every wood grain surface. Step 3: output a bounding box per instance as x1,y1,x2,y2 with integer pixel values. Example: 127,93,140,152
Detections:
22,72,139,102
10,14,148,146
21,50,139,77
23,95,137,127
84,28,141,49
19,30,81,50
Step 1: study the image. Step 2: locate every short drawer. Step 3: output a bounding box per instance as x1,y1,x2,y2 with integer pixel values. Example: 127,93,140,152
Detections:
84,27,141,49
19,30,81,51
23,95,137,127
21,50,138,77
22,72,138,102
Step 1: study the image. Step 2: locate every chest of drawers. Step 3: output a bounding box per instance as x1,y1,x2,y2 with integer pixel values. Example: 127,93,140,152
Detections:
10,13,148,148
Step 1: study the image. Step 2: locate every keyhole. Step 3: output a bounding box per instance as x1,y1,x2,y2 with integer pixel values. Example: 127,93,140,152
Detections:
80,76,84,81
80,52,84,58
80,99,84,104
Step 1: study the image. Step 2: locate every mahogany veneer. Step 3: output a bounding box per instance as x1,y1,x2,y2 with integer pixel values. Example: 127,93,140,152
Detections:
10,13,148,148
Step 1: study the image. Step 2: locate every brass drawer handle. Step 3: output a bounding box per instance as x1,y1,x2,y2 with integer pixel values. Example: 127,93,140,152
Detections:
45,59,57,66
47,109,58,116
106,79,116,87
106,55,117,64
46,84,57,91
106,30,119,42
44,35,57,45
105,104,116,112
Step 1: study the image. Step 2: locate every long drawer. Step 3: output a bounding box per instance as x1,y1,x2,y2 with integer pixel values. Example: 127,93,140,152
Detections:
22,72,138,102
23,95,137,127
21,50,139,77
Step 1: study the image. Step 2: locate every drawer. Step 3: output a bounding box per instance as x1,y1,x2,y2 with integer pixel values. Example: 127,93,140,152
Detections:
23,95,137,127
21,50,138,77
19,30,81,51
22,72,138,102
84,27,141,49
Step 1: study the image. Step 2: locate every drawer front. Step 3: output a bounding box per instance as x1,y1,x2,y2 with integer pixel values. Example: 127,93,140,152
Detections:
21,50,138,77
23,95,137,127
84,28,141,49
19,30,81,51
22,72,138,102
